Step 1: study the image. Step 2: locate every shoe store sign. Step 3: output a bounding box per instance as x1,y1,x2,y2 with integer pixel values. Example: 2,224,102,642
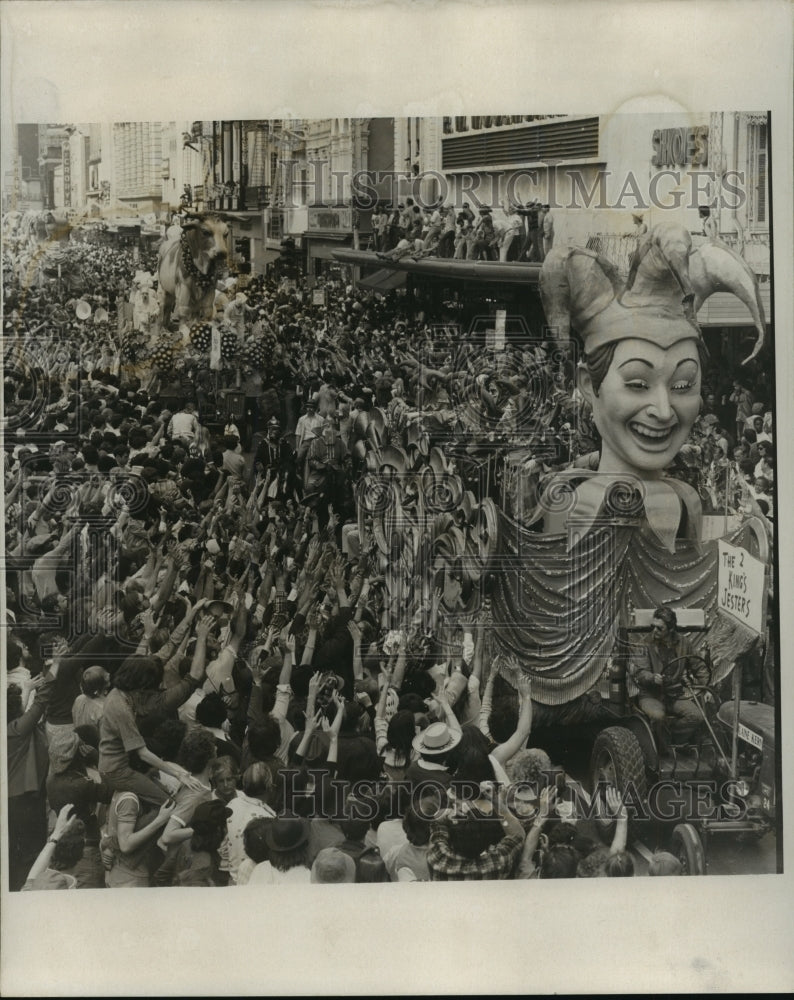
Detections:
651,125,709,169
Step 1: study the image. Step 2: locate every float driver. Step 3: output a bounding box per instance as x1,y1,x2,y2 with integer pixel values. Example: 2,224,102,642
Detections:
629,606,710,753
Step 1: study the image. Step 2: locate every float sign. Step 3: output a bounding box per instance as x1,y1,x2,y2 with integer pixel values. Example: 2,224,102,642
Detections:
717,540,765,634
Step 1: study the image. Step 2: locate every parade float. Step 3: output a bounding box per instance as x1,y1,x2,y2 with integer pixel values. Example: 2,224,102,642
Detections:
353,221,775,869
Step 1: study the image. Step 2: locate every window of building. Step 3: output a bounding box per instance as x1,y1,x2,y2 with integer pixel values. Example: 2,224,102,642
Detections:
294,168,309,208
747,120,768,230
455,117,468,132
268,211,283,239
443,117,453,135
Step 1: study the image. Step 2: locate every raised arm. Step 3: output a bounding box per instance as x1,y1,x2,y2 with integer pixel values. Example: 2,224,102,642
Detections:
150,548,182,615
188,612,214,682
375,664,393,723
331,559,349,610
300,606,320,667
326,692,344,772
391,631,408,692
516,786,558,879
433,686,462,736
606,786,628,855
24,804,77,884
294,707,323,761
491,673,533,767
479,663,497,740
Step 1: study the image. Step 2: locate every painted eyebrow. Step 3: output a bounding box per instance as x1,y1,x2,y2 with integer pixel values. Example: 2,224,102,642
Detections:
617,358,653,370
617,357,699,371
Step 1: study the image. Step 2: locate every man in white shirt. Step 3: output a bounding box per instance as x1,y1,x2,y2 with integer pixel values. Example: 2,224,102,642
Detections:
294,397,324,482
168,401,200,444
541,204,554,258
422,203,444,250
497,201,523,262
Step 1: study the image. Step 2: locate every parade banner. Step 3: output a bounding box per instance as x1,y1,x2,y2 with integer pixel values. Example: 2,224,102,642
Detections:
494,309,506,351
718,539,766,635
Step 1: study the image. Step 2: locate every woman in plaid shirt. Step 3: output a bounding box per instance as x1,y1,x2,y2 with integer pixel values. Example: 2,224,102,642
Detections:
426,785,526,881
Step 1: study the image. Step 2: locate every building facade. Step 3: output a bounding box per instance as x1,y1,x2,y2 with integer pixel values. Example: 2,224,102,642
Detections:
111,122,165,216
402,112,769,262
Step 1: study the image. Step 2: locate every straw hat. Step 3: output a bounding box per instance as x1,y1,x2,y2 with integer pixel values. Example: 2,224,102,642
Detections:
412,722,462,756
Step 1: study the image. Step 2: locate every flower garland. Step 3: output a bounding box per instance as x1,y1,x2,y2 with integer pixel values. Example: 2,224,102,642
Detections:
180,233,219,291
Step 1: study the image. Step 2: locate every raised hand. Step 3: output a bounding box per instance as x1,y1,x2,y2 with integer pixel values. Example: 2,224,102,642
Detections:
187,597,210,620
605,786,626,819
515,672,532,700
304,707,323,735
537,784,557,823
307,672,321,702
51,803,77,840
140,608,156,639
194,612,215,639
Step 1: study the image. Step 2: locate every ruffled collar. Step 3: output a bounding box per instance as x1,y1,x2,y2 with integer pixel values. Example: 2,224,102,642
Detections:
537,469,703,553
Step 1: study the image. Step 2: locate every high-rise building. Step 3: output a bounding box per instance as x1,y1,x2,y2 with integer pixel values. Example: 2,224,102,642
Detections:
112,122,164,215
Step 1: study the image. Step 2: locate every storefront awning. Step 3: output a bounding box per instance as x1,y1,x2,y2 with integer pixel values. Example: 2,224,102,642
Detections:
331,248,542,285
260,249,281,264
308,238,353,260
357,268,408,291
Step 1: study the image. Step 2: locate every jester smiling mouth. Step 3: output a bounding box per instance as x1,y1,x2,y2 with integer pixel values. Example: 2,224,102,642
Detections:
628,421,678,446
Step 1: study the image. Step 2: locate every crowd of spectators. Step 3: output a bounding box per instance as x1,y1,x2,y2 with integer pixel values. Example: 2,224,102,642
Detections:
372,197,553,263
3,219,774,890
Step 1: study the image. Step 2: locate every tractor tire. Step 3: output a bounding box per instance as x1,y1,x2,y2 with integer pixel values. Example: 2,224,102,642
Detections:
671,823,706,875
590,726,648,845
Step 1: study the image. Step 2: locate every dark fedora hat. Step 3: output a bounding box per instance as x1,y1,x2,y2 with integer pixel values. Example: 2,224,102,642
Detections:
264,817,309,854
